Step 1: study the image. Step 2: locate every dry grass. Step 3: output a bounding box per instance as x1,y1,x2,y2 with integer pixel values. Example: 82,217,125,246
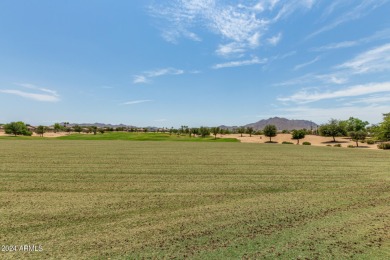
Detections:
0,140,389,259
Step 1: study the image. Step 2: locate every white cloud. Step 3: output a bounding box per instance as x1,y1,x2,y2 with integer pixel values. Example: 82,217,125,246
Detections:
248,32,261,48
215,42,246,57
311,28,390,52
267,32,282,46
277,43,390,87
145,68,184,77
133,68,184,84
294,56,320,70
278,82,390,103
274,73,316,87
133,75,149,84
272,0,316,22
0,83,60,102
308,0,389,38
348,94,390,105
151,0,315,56
336,43,390,74
0,89,60,102
15,83,59,96
277,104,389,124
121,100,152,105
212,57,267,69
311,41,358,52
316,74,348,85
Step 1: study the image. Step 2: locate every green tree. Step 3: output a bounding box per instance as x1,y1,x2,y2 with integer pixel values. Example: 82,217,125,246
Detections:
246,127,254,137
345,117,369,132
375,113,390,141
319,119,346,142
263,124,277,142
219,128,225,136
199,127,210,138
349,131,367,147
73,125,82,133
35,125,48,137
53,123,63,133
291,129,306,144
191,128,199,137
4,121,31,136
342,117,369,147
98,128,105,134
211,127,220,139
238,127,245,137
91,126,98,135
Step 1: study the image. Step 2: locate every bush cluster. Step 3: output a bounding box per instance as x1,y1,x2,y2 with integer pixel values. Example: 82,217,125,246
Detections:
377,143,390,150
334,144,342,147
282,141,293,144
366,139,375,145
302,142,311,145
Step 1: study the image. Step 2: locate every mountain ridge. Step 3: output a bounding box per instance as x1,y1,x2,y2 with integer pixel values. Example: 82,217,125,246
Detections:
244,117,318,131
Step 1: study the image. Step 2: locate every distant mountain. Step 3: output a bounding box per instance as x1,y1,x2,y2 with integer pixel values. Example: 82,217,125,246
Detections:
244,117,318,131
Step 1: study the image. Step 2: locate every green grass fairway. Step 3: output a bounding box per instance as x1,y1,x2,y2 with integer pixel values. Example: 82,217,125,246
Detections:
1,141,389,259
56,132,239,142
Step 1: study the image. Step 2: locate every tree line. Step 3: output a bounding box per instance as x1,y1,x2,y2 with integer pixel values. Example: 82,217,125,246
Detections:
1,113,389,148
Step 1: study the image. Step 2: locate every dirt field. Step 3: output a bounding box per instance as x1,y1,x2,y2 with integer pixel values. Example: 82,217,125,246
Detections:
224,133,379,149
0,131,68,138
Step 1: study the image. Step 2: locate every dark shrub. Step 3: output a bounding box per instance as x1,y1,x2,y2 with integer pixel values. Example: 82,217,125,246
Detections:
302,142,311,145
377,143,390,150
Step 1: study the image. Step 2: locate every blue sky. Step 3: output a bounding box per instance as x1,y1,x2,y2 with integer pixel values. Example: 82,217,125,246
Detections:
1,0,390,127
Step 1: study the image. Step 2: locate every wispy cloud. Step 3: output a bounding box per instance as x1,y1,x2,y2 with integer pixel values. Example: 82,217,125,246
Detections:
267,32,282,46
145,68,184,77
294,56,320,70
212,57,267,69
311,41,358,52
150,0,315,57
276,104,390,124
311,28,390,52
215,42,246,57
133,68,184,84
278,82,390,103
0,83,60,102
121,100,152,105
277,43,390,87
346,94,390,105
0,90,59,102
336,43,390,74
308,0,389,39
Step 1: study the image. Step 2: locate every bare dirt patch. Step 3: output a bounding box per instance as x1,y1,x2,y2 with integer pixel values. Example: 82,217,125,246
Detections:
0,131,68,138
222,133,379,149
